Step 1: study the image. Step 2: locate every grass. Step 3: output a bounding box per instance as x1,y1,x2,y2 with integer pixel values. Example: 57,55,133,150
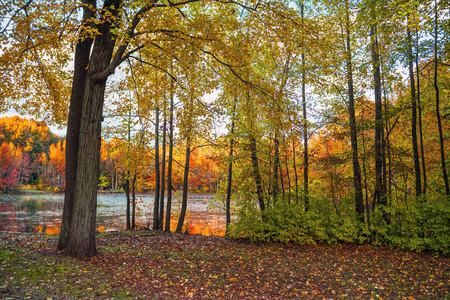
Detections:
0,231,449,299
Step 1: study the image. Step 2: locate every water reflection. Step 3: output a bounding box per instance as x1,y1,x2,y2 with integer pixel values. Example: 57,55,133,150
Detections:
0,193,225,236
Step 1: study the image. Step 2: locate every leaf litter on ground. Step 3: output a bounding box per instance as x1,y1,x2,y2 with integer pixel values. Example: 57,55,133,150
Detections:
0,231,449,299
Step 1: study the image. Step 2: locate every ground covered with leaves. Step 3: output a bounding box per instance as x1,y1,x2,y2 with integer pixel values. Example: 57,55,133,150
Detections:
0,232,449,299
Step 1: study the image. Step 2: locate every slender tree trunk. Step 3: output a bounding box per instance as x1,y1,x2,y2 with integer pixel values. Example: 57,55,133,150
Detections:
250,134,265,212
361,118,370,224
407,24,422,196
301,2,309,211
176,137,190,233
153,107,160,230
58,0,95,251
272,131,280,202
159,113,167,230
132,173,136,229
126,114,131,230
292,137,299,204
283,140,291,203
279,157,285,196
125,170,131,230
225,100,236,235
345,2,364,222
165,82,175,232
434,0,450,195
371,22,385,206
415,34,426,195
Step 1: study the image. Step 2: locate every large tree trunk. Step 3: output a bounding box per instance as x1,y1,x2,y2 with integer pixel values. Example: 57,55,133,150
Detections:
58,0,95,251
61,0,123,257
153,106,160,230
67,77,106,257
176,137,190,233
345,1,364,222
407,24,422,196
434,0,450,195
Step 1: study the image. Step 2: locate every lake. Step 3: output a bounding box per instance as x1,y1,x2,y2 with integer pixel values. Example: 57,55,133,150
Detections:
0,193,226,236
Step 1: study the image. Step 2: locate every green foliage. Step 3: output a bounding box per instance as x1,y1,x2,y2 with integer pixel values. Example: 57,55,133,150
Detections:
230,194,449,254
371,195,450,254
230,195,366,245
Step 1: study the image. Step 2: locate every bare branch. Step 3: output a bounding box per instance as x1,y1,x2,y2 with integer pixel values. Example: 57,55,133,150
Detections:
1,0,33,35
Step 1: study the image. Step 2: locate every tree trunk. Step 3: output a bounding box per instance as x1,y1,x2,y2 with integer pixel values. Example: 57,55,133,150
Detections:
159,113,167,230
407,24,422,196
132,173,136,229
153,106,160,230
58,0,95,251
301,2,309,211
225,100,236,235
250,134,265,212
165,82,175,232
67,76,106,257
345,1,364,222
371,22,385,206
126,115,131,230
434,0,450,195
292,137,299,204
415,34,426,195
176,137,190,233
272,131,280,202
61,0,123,257
125,170,130,230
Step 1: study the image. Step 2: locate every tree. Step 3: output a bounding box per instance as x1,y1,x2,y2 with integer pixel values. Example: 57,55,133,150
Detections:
433,0,449,195
344,0,364,222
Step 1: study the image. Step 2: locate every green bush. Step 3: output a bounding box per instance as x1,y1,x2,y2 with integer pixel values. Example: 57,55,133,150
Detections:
230,194,449,254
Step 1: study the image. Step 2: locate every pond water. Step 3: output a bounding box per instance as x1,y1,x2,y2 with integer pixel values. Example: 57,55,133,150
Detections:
0,193,226,236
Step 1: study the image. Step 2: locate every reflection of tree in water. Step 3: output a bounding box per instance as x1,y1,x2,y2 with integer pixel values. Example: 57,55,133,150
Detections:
18,198,38,213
